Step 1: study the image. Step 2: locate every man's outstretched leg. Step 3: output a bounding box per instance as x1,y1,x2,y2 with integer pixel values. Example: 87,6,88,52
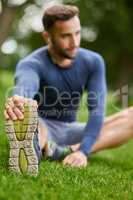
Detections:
4,96,44,176
4,95,71,175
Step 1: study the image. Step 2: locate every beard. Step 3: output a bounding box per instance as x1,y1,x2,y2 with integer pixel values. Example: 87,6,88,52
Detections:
59,48,79,59
51,38,79,60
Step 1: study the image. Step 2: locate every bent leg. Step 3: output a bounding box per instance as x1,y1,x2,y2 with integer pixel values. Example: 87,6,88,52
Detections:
37,119,73,159
37,107,133,156
71,107,133,154
91,107,133,153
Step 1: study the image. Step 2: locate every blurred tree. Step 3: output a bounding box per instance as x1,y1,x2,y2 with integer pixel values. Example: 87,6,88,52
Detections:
0,0,35,46
0,0,133,90
73,0,133,88
0,0,44,69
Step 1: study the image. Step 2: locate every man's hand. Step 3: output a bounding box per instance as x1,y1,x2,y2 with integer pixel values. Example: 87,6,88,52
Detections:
63,151,87,168
4,95,38,121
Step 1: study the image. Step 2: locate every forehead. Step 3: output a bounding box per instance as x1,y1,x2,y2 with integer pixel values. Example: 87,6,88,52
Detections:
53,16,81,33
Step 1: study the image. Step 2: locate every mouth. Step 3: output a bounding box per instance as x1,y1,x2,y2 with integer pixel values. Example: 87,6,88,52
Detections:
67,48,78,53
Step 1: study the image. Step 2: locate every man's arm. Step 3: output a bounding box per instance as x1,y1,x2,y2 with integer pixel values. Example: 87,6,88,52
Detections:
63,54,107,168
13,60,41,98
79,54,107,156
4,60,41,121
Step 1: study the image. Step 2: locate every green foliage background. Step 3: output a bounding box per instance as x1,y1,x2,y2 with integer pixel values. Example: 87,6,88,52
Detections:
0,0,133,90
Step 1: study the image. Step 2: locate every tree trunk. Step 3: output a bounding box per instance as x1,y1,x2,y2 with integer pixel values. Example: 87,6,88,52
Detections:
116,51,133,88
0,0,34,47
0,4,17,47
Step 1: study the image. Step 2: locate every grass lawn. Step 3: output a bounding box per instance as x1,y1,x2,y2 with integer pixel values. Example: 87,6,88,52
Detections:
0,70,133,200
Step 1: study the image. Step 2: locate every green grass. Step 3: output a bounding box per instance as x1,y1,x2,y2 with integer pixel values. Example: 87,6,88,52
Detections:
0,70,133,200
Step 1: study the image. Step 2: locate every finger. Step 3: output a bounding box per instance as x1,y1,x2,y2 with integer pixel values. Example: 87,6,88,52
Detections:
5,103,11,110
63,156,69,164
82,161,87,167
70,158,82,167
12,95,25,107
18,105,24,113
63,155,71,165
7,107,17,120
4,110,10,120
64,156,76,166
63,155,75,165
13,107,24,120
13,96,26,111
6,98,15,108
71,162,86,168
71,162,80,167
69,157,79,165
77,160,87,168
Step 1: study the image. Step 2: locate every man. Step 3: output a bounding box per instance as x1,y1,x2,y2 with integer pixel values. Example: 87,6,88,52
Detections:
4,4,133,176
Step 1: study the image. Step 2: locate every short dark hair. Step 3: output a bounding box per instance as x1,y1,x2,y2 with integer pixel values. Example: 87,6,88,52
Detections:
42,4,79,31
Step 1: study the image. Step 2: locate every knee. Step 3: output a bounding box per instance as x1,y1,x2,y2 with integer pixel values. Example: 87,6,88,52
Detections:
126,107,133,117
125,107,133,129
129,106,133,113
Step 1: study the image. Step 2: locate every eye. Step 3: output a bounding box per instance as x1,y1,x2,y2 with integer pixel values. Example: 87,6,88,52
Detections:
76,31,81,36
61,34,70,38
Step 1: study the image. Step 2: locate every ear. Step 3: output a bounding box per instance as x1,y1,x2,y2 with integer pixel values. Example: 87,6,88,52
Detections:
42,31,50,43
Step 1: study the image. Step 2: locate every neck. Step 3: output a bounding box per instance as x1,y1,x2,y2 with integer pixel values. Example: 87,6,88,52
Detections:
48,45,73,68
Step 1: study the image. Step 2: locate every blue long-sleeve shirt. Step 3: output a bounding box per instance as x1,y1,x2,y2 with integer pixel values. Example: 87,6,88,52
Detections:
13,46,107,156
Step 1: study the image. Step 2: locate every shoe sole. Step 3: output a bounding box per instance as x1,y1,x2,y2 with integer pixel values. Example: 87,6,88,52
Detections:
5,103,39,176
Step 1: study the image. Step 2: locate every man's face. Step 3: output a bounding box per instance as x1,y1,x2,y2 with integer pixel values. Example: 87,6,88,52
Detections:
48,16,81,59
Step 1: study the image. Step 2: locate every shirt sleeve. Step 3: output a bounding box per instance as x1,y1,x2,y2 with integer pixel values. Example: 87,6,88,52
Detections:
79,54,107,156
13,60,41,99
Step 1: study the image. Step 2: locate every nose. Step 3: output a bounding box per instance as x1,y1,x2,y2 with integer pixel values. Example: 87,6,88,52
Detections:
70,35,78,48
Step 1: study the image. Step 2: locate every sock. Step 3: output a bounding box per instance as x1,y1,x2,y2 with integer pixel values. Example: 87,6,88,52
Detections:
45,141,72,160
